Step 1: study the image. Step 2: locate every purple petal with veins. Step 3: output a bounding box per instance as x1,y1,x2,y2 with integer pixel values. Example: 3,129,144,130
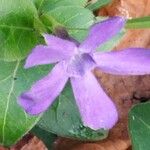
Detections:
19,62,68,115
93,48,150,75
25,45,74,68
43,34,77,51
80,17,126,52
71,71,118,130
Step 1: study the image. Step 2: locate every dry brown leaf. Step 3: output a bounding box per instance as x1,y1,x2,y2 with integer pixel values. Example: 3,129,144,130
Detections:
20,136,47,150
0,146,8,150
98,0,150,18
10,134,47,150
54,138,131,150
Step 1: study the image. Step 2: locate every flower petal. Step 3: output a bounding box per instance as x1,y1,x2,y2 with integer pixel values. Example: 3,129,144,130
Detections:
80,17,126,52
43,34,77,51
71,71,118,130
94,48,150,75
25,44,75,68
18,62,68,115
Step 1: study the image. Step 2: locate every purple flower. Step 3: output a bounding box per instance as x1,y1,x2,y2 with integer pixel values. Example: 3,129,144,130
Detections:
18,17,150,130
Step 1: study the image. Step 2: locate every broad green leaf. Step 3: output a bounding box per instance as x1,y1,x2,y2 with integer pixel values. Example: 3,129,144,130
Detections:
0,60,52,146
68,29,88,42
128,102,150,150
0,0,39,61
32,0,88,13
126,16,150,29
31,126,57,150
86,0,112,11
41,6,95,40
97,30,125,52
48,6,94,28
38,82,108,141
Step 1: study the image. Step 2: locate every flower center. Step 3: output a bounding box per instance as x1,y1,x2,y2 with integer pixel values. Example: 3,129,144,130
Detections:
66,50,96,77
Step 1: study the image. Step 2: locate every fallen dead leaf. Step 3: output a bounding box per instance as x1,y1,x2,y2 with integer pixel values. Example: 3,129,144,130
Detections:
98,0,150,18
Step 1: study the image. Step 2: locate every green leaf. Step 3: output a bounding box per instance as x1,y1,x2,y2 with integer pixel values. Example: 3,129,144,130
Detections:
31,126,57,150
33,0,88,13
97,29,125,52
128,102,150,150
0,0,39,62
41,6,95,40
0,60,52,146
86,0,112,11
68,16,106,42
50,6,94,28
38,82,108,141
68,29,88,42
126,16,150,29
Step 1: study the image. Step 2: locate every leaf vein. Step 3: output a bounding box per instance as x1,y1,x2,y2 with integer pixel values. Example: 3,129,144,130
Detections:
0,24,34,31
2,61,20,144
0,75,12,84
